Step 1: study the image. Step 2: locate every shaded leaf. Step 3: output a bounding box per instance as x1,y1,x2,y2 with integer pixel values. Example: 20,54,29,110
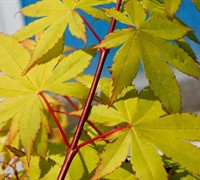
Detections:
21,156,57,179
6,145,26,158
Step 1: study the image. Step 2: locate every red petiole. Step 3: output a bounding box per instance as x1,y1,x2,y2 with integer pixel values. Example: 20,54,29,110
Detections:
39,91,70,149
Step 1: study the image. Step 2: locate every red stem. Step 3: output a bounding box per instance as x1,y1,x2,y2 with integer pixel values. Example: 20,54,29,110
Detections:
57,1,122,179
64,96,109,143
80,15,102,43
39,91,70,149
75,125,130,152
64,96,79,111
54,110,108,142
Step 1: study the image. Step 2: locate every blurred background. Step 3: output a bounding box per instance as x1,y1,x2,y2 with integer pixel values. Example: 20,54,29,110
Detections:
0,0,200,113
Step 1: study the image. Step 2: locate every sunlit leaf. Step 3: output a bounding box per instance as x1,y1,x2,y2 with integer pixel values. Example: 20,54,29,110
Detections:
92,131,132,179
87,86,200,179
0,34,92,162
14,0,112,73
44,49,94,88
164,0,181,19
96,1,200,113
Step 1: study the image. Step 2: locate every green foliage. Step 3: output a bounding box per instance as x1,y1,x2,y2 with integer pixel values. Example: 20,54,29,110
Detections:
0,0,200,179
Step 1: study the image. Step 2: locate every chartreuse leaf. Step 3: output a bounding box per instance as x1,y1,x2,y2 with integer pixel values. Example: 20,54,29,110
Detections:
81,7,110,22
192,0,200,11
21,35,64,75
139,0,166,17
164,0,181,19
14,0,112,74
140,0,200,44
18,94,42,162
176,38,197,59
97,0,200,113
0,96,31,129
131,129,167,179
33,125,48,158
103,162,136,180
124,0,146,27
0,34,92,161
44,49,94,90
92,131,132,180
84,86,200,179
103,8,134,25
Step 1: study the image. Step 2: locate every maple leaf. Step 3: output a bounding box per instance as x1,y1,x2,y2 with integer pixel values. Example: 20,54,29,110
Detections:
14,0,112,74
85,86,200,179
96,0,200,113
0,34,93,161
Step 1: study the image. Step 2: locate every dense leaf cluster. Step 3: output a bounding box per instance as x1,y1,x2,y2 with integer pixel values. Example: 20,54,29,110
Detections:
0,0,200,179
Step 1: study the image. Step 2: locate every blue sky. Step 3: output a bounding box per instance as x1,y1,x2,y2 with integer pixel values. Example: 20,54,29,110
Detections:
20,0,200,77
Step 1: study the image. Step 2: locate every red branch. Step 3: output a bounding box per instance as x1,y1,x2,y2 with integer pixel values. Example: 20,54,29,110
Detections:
39,91,70,149
58,1,122,179
64,96,108,142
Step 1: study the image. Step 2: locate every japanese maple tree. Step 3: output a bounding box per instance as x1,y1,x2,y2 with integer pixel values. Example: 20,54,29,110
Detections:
0,0,200,179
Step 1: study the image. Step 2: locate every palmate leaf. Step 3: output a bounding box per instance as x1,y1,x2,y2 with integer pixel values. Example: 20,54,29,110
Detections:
14,0,112,74
0,34,93,161
96,0,200,113
85,86,200,179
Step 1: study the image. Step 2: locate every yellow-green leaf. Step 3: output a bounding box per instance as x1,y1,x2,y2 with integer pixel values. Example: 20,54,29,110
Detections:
109,34,140,103
19,95,42,162
68,10,86,43
141,17,191,40
45,49,93,87
124,0,146,27
164,0,181,19
47,82,90,100
131,129,167,179
88,87,200,178
92,130,132,179
103,8,134,25
97,11,198,112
